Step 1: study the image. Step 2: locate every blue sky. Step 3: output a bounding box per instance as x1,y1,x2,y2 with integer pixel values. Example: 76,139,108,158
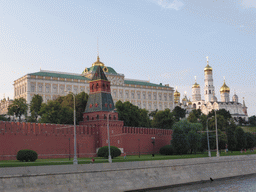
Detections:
0,0,255,116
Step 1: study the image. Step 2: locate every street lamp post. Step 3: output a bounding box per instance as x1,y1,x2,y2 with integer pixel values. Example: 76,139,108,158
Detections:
206,117,211,157
66,91,78,165
107,113,112,163
215,110,220,157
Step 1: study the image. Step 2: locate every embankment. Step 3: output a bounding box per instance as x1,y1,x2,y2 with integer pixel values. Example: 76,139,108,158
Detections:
1,155,256,192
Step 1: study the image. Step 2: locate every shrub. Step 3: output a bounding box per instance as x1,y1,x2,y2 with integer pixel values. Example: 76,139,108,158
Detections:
97,146,121,159
159,145,174,155
17,149,38,162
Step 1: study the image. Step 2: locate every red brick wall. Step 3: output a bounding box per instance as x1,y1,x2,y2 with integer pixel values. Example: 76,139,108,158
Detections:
0,121,172,160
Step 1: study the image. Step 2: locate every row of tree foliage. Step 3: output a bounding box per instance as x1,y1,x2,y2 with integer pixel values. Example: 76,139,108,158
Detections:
169,118,256,155
7,92,88,124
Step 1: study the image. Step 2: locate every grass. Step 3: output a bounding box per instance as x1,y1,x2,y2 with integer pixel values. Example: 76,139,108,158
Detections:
1,150,256,168
240,126,256,133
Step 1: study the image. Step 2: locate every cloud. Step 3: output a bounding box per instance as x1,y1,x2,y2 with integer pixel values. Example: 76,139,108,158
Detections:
155,0,184,10
241,0,256,8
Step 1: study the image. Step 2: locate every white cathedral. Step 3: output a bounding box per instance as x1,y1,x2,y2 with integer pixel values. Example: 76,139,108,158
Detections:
174,57,248,121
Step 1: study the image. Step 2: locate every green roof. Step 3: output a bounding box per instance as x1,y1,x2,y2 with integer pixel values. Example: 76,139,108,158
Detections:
29,71,90,80
83,66,117,75
124,80,167,87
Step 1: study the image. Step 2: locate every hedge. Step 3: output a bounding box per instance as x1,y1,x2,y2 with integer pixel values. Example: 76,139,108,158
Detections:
17,149,38,162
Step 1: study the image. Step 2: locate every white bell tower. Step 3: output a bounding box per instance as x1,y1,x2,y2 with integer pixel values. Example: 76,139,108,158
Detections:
204,56,215,103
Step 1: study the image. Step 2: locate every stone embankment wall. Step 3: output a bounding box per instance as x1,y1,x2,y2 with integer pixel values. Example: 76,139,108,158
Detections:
1,155,256,192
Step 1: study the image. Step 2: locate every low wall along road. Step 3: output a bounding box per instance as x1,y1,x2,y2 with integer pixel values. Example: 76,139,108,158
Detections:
1,155,256,192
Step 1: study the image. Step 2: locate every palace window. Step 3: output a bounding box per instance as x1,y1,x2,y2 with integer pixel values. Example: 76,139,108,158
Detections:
113,90,117,98
31,85,35,92
137,92,141,99
148,92,151,100
131,92,135,99
45,84,50,93
149,103,152,110
53,85,57,93
153,93,157,100
143,92,146,100
119,90,123,98
159,94,162,101
38,84,43,92
164,94,167,101
125,91,129,99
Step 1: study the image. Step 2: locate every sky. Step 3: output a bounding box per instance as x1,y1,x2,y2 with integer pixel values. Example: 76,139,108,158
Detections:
0,0,255,116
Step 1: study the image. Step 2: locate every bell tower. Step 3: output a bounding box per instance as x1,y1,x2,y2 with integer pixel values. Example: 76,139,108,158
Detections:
204,56,215,103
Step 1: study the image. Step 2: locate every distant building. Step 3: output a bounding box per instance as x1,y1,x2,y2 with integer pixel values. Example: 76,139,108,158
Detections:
174,57,248,121
13,56,174,112
0,97,13,115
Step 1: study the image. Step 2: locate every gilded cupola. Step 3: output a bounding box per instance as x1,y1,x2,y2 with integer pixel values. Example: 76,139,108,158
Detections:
92,56,105,67
220,80,230,93
204,56,212,72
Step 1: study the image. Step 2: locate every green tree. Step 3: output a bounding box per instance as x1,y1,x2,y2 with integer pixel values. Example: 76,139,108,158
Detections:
30,94,43,122
226,120,237,152
188,130,201,154
172,106,186,122
8,98,28,121
234,127,246,150
171,120,202,154
245,132,255,149
187,112,197,123
249,115,256,126
39,100,73,124
152,109,174,129
115,101,151,127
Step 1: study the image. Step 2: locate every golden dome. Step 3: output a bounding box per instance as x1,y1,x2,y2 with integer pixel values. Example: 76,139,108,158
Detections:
174,90,180,97
220,81,230,93
188,100,192,105
182,97,187,101
92,56,105,67
204,64,212,71
192,82,200,88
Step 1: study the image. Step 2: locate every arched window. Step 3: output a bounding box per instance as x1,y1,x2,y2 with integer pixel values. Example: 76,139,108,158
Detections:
104,114,107,119
114,115,116,120
206,91,207,94
87,116,89,120
96,115,99,120
209,90,211,94
109,115,111,120
96,83,99,90
193,103,196,109
102,83,105,90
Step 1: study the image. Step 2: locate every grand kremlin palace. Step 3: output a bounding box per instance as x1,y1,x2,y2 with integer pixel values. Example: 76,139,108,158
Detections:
13,56,175,112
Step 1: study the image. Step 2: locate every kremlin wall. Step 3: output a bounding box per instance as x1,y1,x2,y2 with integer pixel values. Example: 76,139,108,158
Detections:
0,121,172,160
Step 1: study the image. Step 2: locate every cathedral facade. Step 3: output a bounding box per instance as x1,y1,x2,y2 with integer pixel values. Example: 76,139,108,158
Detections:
174,58,248,121
12,56,174,113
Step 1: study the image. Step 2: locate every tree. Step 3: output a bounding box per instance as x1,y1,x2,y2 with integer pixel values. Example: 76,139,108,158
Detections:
226,120,237,152
8,98,28,121
172,106,186,122
249,116,256,126
188,130,201,154
115,101,151,127
152,109,174,129
245,132,255,149
30,94,43,122
234,127,246,150
171,120,202,154
187,112,197,123
39,100,73,124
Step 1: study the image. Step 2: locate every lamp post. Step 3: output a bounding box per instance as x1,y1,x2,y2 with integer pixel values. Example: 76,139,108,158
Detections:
215,110,220,157
66,91,78,165
107,109,115,163
206,117,211,157
151,137,155,157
